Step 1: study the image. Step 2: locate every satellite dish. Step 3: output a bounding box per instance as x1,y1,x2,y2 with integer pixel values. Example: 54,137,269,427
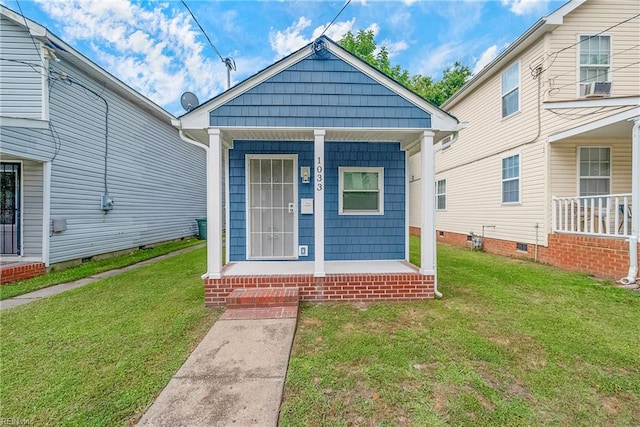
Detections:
180,92,199,112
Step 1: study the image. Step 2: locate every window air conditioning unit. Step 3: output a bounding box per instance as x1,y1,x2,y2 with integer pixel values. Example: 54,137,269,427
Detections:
580,81,612,98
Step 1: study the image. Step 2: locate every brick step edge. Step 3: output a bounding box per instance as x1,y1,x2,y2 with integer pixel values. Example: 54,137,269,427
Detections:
225,287,299,308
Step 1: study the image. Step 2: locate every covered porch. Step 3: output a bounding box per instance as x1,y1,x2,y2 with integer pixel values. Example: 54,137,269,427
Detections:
173,36,462,305
545,100,639,281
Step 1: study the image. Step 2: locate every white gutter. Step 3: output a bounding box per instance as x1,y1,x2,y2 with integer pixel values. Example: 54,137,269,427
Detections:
620,118,640,285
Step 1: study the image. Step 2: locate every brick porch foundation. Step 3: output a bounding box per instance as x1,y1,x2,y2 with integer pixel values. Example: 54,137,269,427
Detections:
205,267,435,307
435,229,638,280
0,262,46,285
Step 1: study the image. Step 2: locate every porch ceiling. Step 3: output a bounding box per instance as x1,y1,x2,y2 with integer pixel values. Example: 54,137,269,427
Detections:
548,107,639,142
182,127,449,152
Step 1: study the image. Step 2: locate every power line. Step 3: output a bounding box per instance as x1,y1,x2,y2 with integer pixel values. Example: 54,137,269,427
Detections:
320,0,352,38
180,0,223,61
180,0,236,89
14,0,45,69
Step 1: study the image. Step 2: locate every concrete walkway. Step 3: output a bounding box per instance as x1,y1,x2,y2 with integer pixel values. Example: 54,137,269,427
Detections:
137,317,297,427
0,243,205,310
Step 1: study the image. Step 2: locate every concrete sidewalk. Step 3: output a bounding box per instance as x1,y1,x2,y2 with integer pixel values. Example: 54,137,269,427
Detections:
0,243,205,310
137,317,297,427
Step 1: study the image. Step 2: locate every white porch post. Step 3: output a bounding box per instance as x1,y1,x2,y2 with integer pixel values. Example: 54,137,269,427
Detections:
314,130,325,277
632,118,640,240
41,161,51,266
207,128,223,279
420,130,436,275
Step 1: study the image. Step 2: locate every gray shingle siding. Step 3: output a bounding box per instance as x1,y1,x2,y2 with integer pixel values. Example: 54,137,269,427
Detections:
210,53,431,129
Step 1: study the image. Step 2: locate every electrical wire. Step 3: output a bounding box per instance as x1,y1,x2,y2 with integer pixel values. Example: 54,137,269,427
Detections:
549,61,640,93
180,0,224,61
319,0,352,38
14,0,45,69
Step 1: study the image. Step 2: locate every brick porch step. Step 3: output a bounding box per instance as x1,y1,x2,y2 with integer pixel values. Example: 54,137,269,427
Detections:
225,287,299,309
221,287,299,320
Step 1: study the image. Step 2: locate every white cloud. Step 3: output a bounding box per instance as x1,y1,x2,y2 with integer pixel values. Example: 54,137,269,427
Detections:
500,0,550,15
414,43,460,77
473,44,499,74
403,0,418,5
380,39,409,58
269,17,357,58
34,0,233,109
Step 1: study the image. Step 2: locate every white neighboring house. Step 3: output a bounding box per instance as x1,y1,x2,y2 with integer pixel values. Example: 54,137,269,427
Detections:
0,5,206,283
410,0,640,281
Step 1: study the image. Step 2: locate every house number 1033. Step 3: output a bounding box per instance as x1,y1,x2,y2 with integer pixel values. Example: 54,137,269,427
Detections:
316,157,323,191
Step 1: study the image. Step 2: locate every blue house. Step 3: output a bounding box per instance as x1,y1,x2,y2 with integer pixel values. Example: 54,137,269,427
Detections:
174,37,461,305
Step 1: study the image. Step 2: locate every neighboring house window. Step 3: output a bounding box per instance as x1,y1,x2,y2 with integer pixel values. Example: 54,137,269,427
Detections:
502,154,520,204
579,35,611,84
579,147,610,197
501,62,520,118
436,179,446,210
339,167,383,215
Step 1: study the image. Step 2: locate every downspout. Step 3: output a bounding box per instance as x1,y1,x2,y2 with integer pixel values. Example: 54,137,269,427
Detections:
175,123,210,279
620,119,640,285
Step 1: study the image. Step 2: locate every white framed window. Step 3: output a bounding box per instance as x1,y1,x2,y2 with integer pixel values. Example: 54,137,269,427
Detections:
501,62,520,118
436,179,446,211
579,35,611,85
578,147,610,197
339,167,383,215
502,154,520,204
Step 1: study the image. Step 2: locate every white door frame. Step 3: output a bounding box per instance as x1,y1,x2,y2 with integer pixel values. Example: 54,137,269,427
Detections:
245,154,298,260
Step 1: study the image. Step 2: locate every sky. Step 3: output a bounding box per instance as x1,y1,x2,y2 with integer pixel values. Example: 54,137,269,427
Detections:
7,0,567,115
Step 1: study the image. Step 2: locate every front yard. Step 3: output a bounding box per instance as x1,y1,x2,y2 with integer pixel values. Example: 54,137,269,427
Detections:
1,237,638,426
280,239,640,426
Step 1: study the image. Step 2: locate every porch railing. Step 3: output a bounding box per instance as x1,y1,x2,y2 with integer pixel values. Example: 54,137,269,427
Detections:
552,194,632,237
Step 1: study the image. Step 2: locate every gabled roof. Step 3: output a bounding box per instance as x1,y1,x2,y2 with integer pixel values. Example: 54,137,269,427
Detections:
178,36,459,133
0,5,175,121
442,0,586,109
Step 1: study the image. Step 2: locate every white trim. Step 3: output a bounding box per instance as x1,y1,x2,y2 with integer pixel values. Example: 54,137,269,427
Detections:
632,119,640,239
245,154,299,260
0,117,49,129
41,47,50,122
436,179,447,211
42,161,51,266
224,147,230,264
314,129,325,277
501,61,521,119
338,167,384,215
405,150,410,262
547,107,640,142
577,146,612,198
420,131,436,276
544,97,640,110
501,153,521,205
206,128,223,279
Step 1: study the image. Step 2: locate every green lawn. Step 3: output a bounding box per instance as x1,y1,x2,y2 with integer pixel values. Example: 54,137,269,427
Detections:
0,238,202,300
280,237,640,426
0,247,220,426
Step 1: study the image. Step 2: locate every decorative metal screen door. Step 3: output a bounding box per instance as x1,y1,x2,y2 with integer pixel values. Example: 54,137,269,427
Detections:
0,163,21,255
247,156,296,259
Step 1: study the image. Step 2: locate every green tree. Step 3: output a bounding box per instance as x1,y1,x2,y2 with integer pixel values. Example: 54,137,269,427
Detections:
339,31,471,106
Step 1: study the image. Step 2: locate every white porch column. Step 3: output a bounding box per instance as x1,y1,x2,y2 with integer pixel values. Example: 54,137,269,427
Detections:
420,130,436,275
41,161,51,266
632,118,640,240
207,128,223,279
314,130,325,277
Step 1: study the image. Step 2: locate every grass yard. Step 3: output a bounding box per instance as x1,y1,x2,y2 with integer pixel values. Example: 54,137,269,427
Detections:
0,238,202,300
280,237,640,426
0,247,220,426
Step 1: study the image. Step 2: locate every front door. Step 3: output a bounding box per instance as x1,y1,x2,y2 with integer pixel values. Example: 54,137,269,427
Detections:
0,163,21,255
247,155,297,259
